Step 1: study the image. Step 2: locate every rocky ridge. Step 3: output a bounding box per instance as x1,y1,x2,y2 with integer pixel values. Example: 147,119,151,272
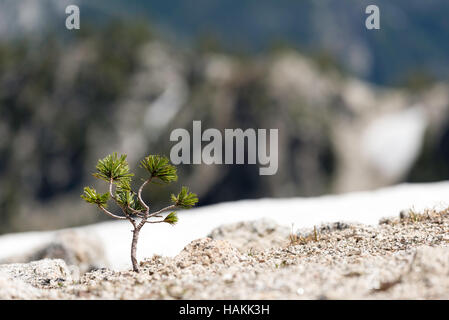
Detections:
1,209,449,299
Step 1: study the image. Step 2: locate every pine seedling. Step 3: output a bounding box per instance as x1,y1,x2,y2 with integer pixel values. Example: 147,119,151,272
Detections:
81,153,198,272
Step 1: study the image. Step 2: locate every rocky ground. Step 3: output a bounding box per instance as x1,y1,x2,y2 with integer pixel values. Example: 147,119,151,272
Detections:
1,209,449,300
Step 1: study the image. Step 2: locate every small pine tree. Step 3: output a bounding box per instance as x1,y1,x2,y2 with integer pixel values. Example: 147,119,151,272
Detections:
81,153,198,272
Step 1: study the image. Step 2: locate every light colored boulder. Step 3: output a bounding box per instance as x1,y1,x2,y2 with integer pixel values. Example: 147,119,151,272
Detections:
1,230,108,274
0,259,72,289
175,238,242,268
208,218,290,253
0,272,43,299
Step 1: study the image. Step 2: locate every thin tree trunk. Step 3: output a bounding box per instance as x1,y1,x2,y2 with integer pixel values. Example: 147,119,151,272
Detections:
131,228,140,272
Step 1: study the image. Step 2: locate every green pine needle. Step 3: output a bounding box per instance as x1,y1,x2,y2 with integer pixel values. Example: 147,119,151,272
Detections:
115,180,145,212
117,179,132,192
93,152,134,183
115,189,133,207
140,155,178,183
171,186,198,209
81,187,109,207
163,212,179,225
129,197,146,212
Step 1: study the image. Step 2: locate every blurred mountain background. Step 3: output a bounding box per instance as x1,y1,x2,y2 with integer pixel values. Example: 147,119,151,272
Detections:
1,0,449,233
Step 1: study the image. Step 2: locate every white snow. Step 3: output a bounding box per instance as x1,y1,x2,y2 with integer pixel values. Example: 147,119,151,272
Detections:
1,181,449,270
362,106,428,180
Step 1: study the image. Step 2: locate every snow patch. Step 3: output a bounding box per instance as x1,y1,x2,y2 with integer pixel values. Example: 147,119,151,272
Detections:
362,106,427,180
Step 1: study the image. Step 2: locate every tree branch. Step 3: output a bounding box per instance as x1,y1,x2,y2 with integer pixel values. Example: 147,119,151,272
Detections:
127,215,138,228
109,178,116,200
107,196,138,228
137,177,152,213
147,204,177,219
127,205,145,217
108,178,145,223
98,205,127,220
